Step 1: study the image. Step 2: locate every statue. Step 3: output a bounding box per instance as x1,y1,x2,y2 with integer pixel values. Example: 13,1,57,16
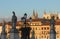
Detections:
50,16,56,39
2,19,6,32
10,11,19,39
1,19,7,39
50,16,55,29
12,11,17,28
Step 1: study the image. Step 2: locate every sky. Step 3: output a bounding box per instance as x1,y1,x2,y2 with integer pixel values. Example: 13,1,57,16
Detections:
0,0,60,18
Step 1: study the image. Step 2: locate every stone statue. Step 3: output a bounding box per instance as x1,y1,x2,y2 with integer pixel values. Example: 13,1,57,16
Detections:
50,16,56,39
2,19,6,32
50,16,55,29
12,11,17,28
1,19,7,39
50,16,55,25
10,11,19,39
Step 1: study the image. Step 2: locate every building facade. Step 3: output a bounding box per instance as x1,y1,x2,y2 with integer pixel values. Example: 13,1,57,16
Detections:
0,11,60,39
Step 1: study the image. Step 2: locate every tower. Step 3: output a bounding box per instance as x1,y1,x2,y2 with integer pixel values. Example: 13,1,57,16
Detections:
35,11,38,18
1,20,7,39
32,10,36,19
32,10,38,19
33,10,35,17
50,16,56,39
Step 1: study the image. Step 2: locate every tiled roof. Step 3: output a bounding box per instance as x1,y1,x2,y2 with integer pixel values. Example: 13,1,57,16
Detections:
26,18,43,22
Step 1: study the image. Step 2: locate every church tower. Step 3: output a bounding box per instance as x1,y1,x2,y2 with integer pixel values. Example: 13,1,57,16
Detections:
33,10,35,17
35,10,38,18
32,10,38,19
32,10,36,19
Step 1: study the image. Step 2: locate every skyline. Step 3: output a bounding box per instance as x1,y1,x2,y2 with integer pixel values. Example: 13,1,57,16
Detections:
0,0,60,18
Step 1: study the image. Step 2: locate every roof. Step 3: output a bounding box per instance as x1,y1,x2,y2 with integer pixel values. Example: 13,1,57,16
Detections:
0,18,60,26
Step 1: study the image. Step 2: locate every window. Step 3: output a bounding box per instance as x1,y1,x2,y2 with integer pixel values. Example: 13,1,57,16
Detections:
44,27,46,30
36,23,39,25
31,23,33,25
36,27,37,30
47,36,49,39
33,23,35,25
43,31,46,35
41,28,43,30
42,31,43,34
42,36,43,38
57,31,59,34
57,36,59,38
39,28,40,30
44,36,46,38
37,27,40,30
47,31,49,34
47,27,49,30
33,28,34,30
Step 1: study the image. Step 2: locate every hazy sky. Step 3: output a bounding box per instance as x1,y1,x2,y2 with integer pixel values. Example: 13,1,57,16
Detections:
0,0,60,18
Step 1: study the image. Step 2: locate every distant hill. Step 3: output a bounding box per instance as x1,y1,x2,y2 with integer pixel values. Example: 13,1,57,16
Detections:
0,16,21,23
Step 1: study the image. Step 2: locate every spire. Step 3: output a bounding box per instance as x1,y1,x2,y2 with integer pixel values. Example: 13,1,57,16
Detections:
32,10,36,19
33,10,35,16
35,10,38,18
